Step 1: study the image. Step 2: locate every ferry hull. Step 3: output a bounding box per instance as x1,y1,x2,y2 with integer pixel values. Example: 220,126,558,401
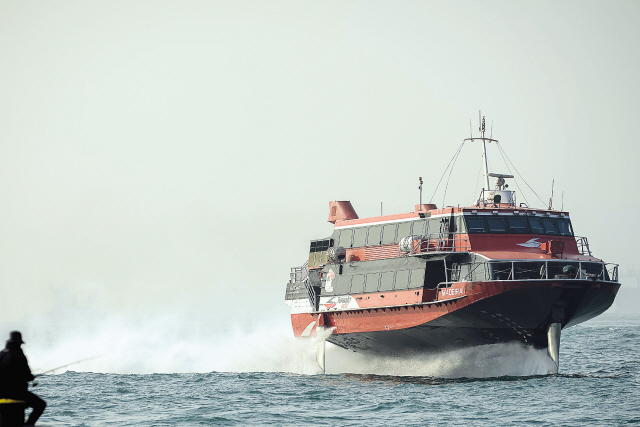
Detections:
292,280,620,355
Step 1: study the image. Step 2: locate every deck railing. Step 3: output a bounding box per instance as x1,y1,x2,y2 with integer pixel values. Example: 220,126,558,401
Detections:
404,233,593,258
575,236,592,256
289,262,309,284
443,259,618,284
288,261,318,310
405,233,471,255
475,189,517,208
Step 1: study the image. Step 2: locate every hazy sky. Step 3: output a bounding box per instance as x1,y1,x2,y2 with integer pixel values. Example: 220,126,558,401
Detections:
0,1,638,371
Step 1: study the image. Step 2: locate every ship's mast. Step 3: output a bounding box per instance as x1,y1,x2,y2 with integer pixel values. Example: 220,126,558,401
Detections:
480,113,491,193
464,112,507,206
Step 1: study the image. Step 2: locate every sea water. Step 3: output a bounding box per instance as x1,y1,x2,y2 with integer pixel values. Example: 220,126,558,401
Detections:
30,314,640,426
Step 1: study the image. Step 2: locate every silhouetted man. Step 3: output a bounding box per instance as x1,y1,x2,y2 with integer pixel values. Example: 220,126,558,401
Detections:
0,331,46,426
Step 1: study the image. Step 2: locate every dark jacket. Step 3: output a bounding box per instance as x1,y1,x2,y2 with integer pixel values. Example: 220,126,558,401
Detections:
0,342,34,397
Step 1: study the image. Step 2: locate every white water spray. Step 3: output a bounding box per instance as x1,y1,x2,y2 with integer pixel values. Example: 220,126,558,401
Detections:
323,341,556,378
11,309,555,378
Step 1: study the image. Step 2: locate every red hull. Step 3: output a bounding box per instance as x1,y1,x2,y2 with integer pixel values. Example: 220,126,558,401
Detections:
291,280,620,353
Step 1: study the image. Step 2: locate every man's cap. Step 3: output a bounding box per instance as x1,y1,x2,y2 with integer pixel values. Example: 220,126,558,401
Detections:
7,331,24,344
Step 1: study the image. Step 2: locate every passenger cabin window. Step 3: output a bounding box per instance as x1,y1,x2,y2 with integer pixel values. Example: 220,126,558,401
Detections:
353,227,367,247
367,225,382,246
412,220,425,236
395,270,410,290
381,224,397,244
397,222,412,241
365,273,379,292
351,274,365,293
380,271,395,291
309,239,333,252
333,275,351,295
409,269,424,288
428,218,441,234
338,229,353,248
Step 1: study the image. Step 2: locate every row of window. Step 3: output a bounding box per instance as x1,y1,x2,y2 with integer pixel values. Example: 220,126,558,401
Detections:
324,269,425,294
465,216,573,236
309,239,333,253
336,220,429,249
330,215,575,251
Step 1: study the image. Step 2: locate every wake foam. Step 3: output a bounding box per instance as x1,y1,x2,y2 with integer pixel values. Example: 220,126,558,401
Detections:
325,341,556,378
10,311,554,378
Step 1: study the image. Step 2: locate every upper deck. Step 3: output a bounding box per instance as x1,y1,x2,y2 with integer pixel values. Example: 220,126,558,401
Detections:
308,201,598,270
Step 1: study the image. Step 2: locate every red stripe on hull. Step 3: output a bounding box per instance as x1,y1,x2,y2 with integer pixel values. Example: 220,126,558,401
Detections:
290,280,619,338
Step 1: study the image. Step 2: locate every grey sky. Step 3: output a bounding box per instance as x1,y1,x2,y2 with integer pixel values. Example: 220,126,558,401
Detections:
0,1,638,370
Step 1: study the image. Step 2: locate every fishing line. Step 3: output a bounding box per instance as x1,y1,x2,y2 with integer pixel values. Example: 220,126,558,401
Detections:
34,355,102,377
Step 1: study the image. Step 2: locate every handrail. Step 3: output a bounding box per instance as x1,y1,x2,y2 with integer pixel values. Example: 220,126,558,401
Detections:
289,261,309,284
475,189,517,208
444,259,619,283
405,232,593,258
575,236,592,256
289,261,318,310
409,232,471,255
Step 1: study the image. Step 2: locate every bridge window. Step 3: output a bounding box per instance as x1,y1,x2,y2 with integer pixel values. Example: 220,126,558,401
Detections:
528,217,545,234
486,217,508,233
465,214,573,236
507,217,529,233
542,218,559,235
465,216,487,233
557,219,573,236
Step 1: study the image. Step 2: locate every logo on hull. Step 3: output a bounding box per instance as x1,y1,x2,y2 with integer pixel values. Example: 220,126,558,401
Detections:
322,296,359,310
518,238,541,248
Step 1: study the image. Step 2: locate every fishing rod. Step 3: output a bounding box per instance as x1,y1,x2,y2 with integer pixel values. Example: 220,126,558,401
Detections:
33,355,101,378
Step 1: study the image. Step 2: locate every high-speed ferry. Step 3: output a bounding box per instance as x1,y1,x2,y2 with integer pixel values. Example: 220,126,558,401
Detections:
285,118,620,373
